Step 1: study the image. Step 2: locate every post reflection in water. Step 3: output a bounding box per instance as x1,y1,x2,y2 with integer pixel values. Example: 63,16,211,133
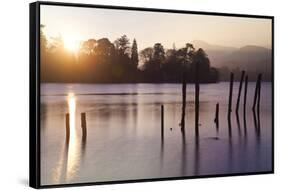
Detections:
243,114,248,138
159,140,164,174
253,110,261,139
194,138,200,175
227,115,233,172
236,113,242,137
235,113,243,149
253,109,262,168
228,118,232,139
181,132,187,176
228,137,233,172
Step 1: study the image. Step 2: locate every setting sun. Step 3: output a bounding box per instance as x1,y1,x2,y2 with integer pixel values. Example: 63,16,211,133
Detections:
63,35,80,53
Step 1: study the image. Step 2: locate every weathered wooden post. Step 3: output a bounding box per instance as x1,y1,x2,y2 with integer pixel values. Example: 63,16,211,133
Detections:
257,75,262,131
243,75,248,117
81,112,87,141
257,74,262,116
227,73,234,138
214,103,219,133
252,74,262,111
243,75,248,134
236,70,245,113
195,62,200,137
228,73,234,120
180,72,187,132
161,105,164,140
65,113,70,142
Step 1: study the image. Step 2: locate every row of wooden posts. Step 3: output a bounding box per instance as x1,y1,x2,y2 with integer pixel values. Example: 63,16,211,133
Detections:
65,112,87,142
63,72,262,142
160,70,262,140
226,71,262,117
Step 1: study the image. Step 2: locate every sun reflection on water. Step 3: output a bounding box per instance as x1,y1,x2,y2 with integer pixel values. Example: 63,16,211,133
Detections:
65,92,80,181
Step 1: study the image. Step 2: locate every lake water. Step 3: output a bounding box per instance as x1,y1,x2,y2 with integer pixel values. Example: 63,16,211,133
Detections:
40,82,272,185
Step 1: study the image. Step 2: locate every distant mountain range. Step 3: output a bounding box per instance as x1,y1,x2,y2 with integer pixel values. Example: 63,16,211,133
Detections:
192,40,272,81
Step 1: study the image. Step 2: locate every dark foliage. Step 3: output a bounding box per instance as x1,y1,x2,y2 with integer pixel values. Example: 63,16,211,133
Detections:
41,27,218,83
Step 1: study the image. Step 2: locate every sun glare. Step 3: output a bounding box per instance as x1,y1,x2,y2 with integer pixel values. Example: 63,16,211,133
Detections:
63,35,80,53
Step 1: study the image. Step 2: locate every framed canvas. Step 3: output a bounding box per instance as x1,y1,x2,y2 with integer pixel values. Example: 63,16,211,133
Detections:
29,1,274,188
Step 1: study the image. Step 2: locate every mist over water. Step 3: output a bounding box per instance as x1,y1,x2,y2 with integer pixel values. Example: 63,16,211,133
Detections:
40,82,272,185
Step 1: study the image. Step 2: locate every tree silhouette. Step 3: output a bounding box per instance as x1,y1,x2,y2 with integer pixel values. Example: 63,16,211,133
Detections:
152,43,165,65
131,38,139,69
95,38,115,57
190,48,218,82
142,43,165,71
115,35,130,56
140,47,153,66
80,39,97,55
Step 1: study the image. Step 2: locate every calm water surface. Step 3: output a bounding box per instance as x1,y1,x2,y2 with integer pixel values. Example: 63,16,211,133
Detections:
40,82,272,185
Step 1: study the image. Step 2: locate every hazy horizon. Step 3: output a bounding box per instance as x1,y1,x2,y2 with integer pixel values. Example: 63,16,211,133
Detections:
41,5,272,51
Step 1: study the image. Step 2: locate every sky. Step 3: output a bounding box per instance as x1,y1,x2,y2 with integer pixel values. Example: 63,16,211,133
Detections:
40,5,272,51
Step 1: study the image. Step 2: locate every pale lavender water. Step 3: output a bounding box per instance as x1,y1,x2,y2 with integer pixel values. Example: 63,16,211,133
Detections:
40,82,272,185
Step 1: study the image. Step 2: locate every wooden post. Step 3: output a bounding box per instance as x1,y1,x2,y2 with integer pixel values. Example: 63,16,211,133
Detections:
227,73,234,138
214,103,219,123
81,112,87,141
252,74,262,111
214,103,219,133
161,105,164,140
195,62,200,137
180,72,187,132
228,73,234,120
243,75,248,117
243,75,248,135
65,113,70,142
257,74,262,116
236,70,245,113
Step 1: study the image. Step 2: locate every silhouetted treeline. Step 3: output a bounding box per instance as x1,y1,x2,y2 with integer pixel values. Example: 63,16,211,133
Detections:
40,26,218,83
139,43,218,83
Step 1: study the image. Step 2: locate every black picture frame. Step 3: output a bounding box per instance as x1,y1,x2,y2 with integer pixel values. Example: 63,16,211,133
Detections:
30,1,274,188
